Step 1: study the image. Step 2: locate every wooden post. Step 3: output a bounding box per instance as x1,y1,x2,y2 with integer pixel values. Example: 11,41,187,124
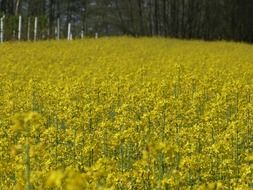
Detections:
18,15,22,40
27,17,31,41
0,16,4,43
67,23,71,40
34,17,38,41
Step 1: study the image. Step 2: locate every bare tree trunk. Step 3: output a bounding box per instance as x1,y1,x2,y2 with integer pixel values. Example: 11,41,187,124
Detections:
48,0,55,39
181,0,185,38
149,0,153,36
15,0,21,16
162,0,168,36
115,0,127,34
0,0,7,13
81,0,87,36
138,0,144,35
128,0,135,35
154,0,159,35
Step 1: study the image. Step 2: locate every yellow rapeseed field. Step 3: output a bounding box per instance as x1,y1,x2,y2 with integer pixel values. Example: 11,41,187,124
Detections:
1,37,253,190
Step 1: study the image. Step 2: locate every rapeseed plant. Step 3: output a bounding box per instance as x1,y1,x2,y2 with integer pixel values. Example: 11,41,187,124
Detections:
0,38,253,189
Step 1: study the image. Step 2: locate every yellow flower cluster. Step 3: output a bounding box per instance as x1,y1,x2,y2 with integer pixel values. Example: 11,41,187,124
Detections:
1,37,253,189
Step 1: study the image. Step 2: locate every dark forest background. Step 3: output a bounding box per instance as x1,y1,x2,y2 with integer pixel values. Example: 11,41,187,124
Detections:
0,0,253,42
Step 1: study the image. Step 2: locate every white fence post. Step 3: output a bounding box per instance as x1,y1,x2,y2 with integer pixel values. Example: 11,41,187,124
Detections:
57,18,60,40
81,30,84,39
34,17,38,41
0,15,4,43
95,32,98,39
27,17,31,41
18,15,22,41
67,23,71,40
55,26,57,39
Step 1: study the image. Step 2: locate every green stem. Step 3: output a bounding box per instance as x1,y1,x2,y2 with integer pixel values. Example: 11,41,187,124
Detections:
24,121,32,190
24,135,31,190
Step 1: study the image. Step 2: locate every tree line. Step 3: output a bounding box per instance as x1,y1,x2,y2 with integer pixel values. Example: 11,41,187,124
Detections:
0,0,253,42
